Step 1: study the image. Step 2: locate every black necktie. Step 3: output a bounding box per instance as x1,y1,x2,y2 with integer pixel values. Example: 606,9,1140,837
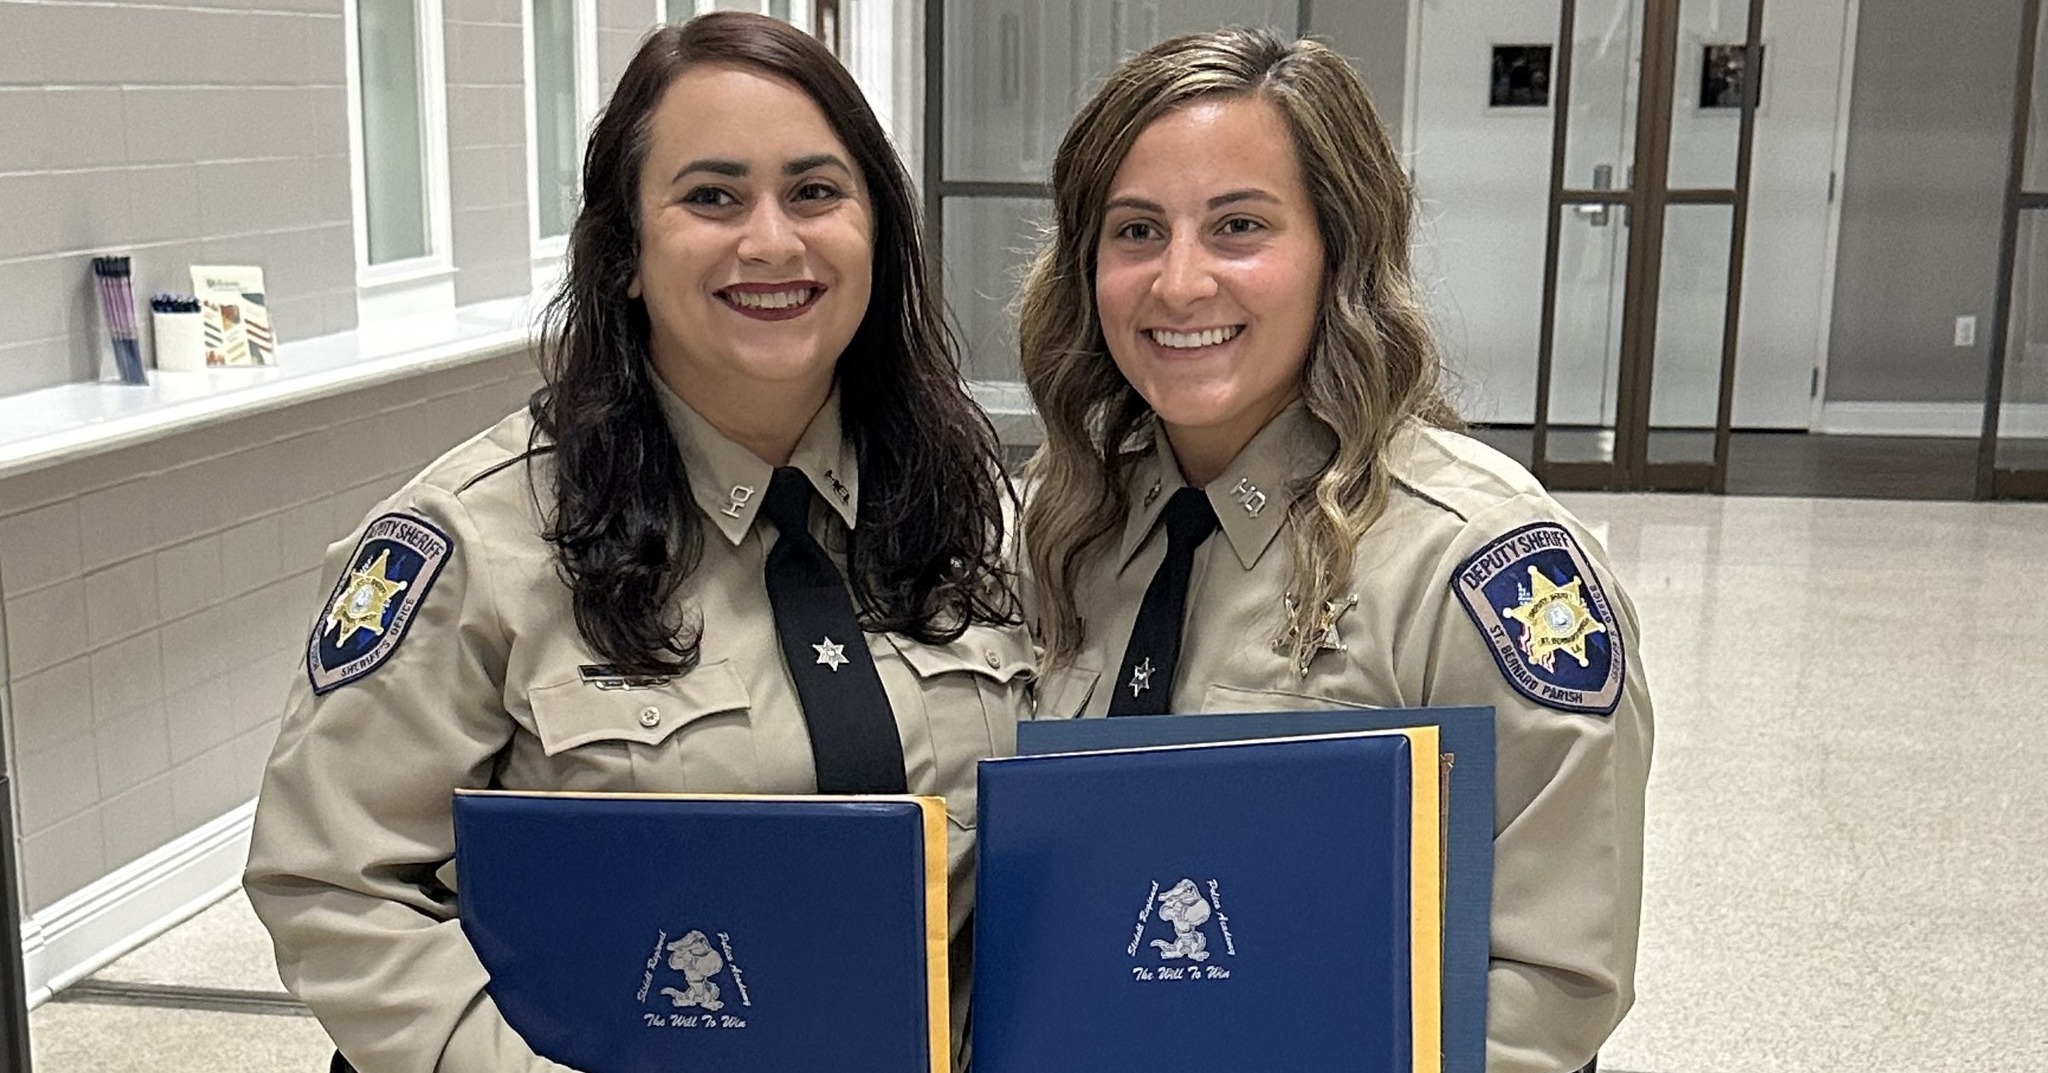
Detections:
760,467,907,793
1107,487,1220,716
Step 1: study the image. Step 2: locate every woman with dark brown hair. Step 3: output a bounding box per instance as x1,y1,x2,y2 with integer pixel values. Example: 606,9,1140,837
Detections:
1021,26,1651,1073
245,14,1027,1072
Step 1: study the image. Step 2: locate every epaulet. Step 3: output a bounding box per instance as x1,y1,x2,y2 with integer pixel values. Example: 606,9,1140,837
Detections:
1383,421,1545,524
410,410,547,498
457,445,552,495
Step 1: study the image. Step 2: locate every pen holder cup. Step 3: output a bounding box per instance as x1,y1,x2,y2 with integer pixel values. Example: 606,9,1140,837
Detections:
152,311,207,371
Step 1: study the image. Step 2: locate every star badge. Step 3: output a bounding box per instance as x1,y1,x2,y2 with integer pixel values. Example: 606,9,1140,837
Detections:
1128,656,1155,697
1502,567,1605,672
1273,593,1357,676
324,549,409,646
813,637,850,672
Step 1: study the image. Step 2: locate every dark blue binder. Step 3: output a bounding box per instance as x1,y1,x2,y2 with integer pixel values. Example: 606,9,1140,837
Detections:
453,791,948,1073
974,731,1442,1073
1017,707,1496,1073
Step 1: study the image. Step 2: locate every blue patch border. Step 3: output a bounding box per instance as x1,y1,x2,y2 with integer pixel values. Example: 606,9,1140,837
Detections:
1450,521,1625,716
306,511,454,695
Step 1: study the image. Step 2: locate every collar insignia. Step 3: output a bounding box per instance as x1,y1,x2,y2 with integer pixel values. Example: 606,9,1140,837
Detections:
720,485,755,518
1230,478,1266,518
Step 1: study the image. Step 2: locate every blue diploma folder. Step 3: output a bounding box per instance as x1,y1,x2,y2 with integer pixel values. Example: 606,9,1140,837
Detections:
453,791,948,1073
1017,707,1496,1073
974,730,1443,1073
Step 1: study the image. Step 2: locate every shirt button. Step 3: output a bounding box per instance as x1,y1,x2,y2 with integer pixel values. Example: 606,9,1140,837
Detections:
984,649,1002,669
638,706,662,728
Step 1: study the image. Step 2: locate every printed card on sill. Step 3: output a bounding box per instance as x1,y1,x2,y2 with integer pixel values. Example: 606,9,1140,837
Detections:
189,265,276,367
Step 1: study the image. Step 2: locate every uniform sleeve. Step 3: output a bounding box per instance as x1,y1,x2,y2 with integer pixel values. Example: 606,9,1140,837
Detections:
1417,494,1653,1073
242,484,581,1073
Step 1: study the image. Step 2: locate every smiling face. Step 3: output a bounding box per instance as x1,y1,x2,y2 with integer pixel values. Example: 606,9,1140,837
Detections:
1093,94,1325,483
631,62,874,426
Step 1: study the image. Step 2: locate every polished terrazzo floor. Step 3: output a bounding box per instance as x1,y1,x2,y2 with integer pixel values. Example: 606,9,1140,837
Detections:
26,491,2048,1072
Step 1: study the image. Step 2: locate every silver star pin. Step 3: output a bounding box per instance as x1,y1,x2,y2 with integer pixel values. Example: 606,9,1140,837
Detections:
1128,656,1155,697
1273,594,1358,676
813,637,849,672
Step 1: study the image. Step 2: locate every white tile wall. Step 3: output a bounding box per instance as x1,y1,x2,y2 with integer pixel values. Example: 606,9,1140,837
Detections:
599,0,654,93
154,537,223,624
84,555,158,650
446,0,531,307
0,500,82,593
0,349,539,913
11,657,93,756
0,0,358,394
99,772,179,873
22,809,104,913
3,580,88,680
0,0,653,913
89,633,164,727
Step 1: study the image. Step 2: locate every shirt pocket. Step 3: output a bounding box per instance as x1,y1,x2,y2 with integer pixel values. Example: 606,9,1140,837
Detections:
1033,662,1101,720
894,625,1036,832
525,661,753,790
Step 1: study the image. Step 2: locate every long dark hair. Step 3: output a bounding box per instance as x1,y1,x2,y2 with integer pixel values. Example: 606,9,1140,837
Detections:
532,12,1017,675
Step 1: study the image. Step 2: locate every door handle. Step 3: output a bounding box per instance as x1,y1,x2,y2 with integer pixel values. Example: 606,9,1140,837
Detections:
1573,164,1613,226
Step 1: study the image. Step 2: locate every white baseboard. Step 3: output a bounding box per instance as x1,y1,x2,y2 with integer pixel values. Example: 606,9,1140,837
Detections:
1815,401,2048,438
20,801,255,1007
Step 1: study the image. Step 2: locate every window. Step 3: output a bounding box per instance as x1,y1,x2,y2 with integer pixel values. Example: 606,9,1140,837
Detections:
530,0,595,248
359,0,431,263
346,0,454,314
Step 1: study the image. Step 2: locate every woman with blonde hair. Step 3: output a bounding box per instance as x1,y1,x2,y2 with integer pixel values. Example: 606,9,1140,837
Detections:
1020,25,1651,1073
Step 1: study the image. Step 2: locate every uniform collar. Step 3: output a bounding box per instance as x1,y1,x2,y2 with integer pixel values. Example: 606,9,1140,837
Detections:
652,375,861,546
1115,402,1334,572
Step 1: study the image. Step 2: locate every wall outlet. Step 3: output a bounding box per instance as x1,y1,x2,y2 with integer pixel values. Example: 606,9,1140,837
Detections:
1954,315,1977,347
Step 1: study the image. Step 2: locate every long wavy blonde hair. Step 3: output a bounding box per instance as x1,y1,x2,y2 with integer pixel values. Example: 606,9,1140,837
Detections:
1021,25,1460,671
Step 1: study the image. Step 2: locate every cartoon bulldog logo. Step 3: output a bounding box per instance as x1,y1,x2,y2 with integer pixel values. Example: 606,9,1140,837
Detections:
1149,879,1213,962
659,930,726,1010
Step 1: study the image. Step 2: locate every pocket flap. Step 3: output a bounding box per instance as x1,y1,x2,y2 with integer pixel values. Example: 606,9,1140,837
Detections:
529,660,750,756
892,625,1037,684
1034,663,1101,719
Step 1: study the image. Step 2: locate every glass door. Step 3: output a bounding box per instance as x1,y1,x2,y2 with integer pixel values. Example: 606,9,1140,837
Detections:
1984,0,2048,499
1534,0,1765,491
926,1,1305,447
1534,0,1642,474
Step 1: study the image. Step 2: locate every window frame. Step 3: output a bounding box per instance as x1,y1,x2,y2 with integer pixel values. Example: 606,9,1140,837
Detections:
526,0,601,290
343,0,457,321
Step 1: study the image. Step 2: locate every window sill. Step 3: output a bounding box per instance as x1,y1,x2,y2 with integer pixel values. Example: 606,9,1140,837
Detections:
0,294,544,482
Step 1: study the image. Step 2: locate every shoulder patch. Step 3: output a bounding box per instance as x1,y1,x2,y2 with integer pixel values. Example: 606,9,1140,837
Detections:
307,512,454,695
1450,521,1624,715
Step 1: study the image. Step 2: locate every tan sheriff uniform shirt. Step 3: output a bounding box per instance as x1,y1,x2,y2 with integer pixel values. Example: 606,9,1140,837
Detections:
245,387,1032,1073
1035,404,1651,1073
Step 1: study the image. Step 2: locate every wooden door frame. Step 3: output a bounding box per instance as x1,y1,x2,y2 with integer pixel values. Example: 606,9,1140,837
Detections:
1981,0,2048,499
1533,0,1766,492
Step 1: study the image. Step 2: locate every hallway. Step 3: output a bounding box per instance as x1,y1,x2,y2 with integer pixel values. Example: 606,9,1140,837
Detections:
25,489,2048,1072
